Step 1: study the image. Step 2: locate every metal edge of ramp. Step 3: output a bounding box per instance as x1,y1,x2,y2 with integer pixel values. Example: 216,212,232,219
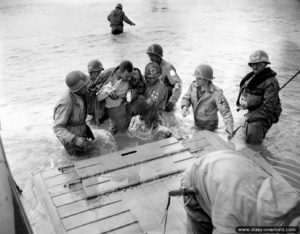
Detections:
33,172,66,234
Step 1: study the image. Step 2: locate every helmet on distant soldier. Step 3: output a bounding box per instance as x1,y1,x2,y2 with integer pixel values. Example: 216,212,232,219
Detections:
194,64,214,80
145,62,162,78
146,44,163,58
116,3,123,10
248,50,271,66
65,71,90,92
87,59,104,73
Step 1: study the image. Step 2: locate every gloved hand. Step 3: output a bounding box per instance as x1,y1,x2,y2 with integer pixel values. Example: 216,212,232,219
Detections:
182,106,189,117
165,102,175,112
74,137,89,148
238,96,248,111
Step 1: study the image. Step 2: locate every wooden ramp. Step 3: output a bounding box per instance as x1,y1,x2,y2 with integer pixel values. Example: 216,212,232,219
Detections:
33,131,231,234
33,130,300,233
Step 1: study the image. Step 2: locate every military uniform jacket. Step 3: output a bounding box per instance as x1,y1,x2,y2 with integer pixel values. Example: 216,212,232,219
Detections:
181,81,233,132
53,91,92,146
86,68,115,125
144,80,168,111
160,59,182,104
107,9,134,27
236,67,282,124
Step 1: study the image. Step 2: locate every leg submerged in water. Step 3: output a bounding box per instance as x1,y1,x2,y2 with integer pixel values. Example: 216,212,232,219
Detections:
111,26,123,35
245,121,271,144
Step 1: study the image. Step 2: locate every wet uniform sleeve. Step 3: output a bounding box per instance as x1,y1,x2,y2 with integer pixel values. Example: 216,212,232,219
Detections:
248,80,280,123
94,70,113,88
122,12,134,25
107,12,112,21
167,67,182,104
181,83,193,109
53,104,76,144
215,90,234,133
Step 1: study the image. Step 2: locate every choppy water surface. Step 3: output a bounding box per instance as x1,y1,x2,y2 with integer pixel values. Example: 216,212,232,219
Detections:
0,0,300,232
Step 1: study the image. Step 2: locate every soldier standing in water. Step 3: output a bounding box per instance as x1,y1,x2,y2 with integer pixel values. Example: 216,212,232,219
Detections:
236,50,282,144
107,3,136,35
181,64,233,137
96,61,134,133
53,71,95,155
146,44,182,112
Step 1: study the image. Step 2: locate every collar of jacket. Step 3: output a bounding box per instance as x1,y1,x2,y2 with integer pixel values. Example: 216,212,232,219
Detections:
240,67,277,89
111,66,119,76
102,66,120,85
196,81,215,93
69,91,85,105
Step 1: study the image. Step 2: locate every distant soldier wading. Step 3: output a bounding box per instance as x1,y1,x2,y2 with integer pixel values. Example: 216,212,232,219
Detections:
107,3,135,35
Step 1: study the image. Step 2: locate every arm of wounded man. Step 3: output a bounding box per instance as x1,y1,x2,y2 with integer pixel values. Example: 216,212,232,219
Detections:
96,83,116,101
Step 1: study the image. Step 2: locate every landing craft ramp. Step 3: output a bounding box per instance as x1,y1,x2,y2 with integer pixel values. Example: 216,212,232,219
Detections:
33,130,300,234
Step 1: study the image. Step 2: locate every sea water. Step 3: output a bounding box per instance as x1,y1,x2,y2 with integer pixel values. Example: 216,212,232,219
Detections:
0,0,300,232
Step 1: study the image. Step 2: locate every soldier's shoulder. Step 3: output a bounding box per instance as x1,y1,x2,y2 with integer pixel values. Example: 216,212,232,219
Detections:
102,67,116,78
187,81,197,89
266,75,279,84
212,85,225,98
55,91,73,108
103,67,116,74
161,59,176,70
213,84,223,92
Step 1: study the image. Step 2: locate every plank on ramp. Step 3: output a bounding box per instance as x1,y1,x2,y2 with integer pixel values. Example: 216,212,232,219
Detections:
75,137,186,179
83,151,195,198
116,176,187,234
183,130,232,154
66,211,142,234
75,137,179,169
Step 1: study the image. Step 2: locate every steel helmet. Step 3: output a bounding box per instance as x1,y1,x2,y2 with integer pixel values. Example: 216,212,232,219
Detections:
87,59,104,73
145,62,161,78
116,3,123,10
194,64,214,80
146,44,163,58
248,50,271,66
65,71,89,92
